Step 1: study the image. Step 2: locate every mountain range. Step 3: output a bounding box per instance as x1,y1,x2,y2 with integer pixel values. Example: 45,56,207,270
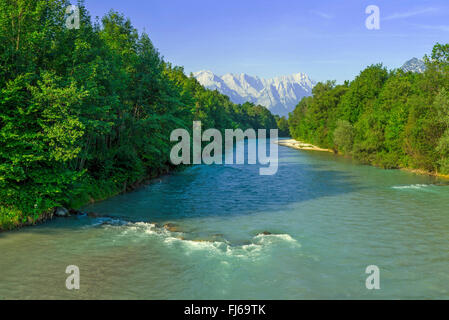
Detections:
193,70,315,117
193,59,426,117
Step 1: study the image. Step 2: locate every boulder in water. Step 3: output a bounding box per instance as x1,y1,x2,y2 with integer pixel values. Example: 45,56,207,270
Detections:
54,207,70,217
163,223,180,232
257,231,272,236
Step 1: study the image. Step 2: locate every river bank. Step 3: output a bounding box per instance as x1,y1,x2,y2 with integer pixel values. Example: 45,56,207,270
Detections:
0,166,178,232
274,139,334,153
400,167,449,180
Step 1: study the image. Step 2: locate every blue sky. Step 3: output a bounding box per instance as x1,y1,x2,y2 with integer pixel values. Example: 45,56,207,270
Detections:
85,0,449,83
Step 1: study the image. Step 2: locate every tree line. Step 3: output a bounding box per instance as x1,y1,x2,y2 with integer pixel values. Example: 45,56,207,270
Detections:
288,43,449,175
0,0,281,230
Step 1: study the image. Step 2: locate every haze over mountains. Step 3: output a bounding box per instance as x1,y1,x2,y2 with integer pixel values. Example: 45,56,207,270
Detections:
193,71,315,117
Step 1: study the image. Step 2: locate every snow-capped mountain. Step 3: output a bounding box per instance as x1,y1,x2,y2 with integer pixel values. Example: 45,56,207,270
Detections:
401,58,426,73
193,71,316,117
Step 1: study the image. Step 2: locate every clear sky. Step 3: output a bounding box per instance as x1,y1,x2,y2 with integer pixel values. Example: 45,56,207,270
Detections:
84,0,449,83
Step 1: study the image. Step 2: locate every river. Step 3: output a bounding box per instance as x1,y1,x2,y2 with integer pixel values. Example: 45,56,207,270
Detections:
1,139,449,299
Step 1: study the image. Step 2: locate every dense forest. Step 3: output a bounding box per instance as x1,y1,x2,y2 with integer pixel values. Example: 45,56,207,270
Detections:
0,0,280,230
289,43,449,175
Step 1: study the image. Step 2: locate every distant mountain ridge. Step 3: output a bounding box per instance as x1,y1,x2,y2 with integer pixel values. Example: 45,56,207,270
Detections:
193,70,316,117
401,58,426,73
193,59,424,117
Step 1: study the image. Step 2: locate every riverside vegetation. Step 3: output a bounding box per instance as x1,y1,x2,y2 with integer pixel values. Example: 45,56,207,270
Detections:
0,0,281,230
288,43,449,176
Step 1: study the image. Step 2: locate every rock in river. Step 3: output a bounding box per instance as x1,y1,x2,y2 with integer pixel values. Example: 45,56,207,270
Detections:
163,223,180,232
54,207,70,217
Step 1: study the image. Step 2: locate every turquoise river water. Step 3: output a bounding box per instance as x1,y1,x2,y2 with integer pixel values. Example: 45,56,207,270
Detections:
1,139,449,299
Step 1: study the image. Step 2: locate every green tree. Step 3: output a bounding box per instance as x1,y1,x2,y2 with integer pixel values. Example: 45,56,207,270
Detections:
333,120,354,153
